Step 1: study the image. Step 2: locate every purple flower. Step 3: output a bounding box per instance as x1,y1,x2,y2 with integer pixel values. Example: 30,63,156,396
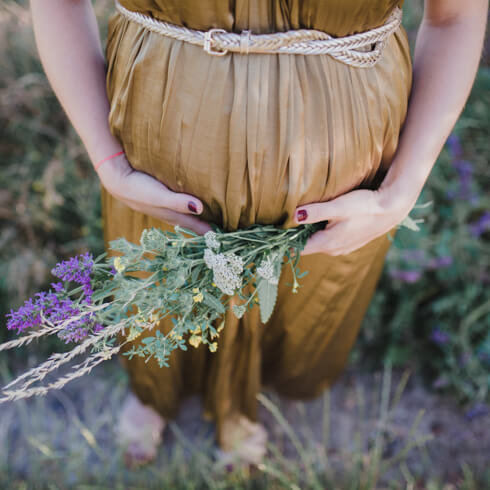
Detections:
446,133,463,160
51,282,64,293
453,159,473,180
468,211,490,238
6,298,42,332
51,252,94,282
401,249,427,264
51,252,95,302
388,268,422,283
427,255,453,269
430,327,450,345
6,251,105,343
432,375,449,389
444,148,479,204
464,402,489,420
6,290,99,343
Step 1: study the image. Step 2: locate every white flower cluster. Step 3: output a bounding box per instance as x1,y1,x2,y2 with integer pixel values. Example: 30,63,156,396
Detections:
204,249,244,295
204,231,220,251
256,253,280,285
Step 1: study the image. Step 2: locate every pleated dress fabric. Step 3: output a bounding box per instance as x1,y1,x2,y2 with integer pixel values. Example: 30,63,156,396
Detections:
101,0,412,450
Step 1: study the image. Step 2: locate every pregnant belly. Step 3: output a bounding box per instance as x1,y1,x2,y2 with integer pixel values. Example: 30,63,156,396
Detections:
106,15,412,231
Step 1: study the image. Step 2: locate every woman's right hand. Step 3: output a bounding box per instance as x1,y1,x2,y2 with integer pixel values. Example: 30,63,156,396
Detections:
96,153,213,236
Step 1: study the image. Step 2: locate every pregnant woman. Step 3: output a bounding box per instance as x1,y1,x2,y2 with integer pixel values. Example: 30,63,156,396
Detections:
31,0,487,470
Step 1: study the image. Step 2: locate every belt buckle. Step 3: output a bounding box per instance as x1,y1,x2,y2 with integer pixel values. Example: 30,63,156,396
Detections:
204,28,228,56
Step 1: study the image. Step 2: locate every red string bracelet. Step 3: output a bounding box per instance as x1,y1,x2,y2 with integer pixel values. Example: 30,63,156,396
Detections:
94,150,125,171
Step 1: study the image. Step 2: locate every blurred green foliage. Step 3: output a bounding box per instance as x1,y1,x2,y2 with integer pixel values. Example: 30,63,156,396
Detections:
0,0,488,405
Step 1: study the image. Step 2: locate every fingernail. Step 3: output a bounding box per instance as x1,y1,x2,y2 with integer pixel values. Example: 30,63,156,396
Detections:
188,201,198,214
296,209,308,222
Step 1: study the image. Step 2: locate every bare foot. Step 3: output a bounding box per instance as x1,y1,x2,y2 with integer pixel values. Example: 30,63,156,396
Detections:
115,391,166,469
214,413,268,471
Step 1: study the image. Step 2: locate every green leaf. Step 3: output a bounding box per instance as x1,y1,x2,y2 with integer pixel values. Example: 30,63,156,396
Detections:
398,215,423,232
91,287,117,302
190,264,201,284
296,270,309,279
413,200,433,209
203,291,226,315
257,278,278,324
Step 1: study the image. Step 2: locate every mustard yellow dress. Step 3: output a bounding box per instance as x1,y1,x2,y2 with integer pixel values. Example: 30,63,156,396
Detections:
101,0,412,450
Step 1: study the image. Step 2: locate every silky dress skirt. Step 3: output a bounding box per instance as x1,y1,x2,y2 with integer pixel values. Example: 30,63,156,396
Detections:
100,0,412,450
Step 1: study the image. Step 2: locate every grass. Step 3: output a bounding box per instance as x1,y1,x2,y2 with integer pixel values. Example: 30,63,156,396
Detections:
1,359,487,488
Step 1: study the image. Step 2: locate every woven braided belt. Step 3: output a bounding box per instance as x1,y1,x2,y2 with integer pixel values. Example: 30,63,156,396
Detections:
114,0,402,68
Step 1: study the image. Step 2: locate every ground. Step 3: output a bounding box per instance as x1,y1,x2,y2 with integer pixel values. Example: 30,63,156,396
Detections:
0,357,488,488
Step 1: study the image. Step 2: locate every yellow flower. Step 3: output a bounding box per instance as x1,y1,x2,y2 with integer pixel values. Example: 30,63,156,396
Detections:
210,330,219,339
212,282,217,287
102,350,114,361
189,335,202,348
192,287,200,293
169,330,183,340
208,342,218,353
190,325,201,334
193,292,204,303
217,320,225,332
127,327,141,341
162,266,168,271
114,257,125,273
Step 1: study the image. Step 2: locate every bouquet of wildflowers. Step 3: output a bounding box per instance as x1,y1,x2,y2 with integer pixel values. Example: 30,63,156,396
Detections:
0,209,426,405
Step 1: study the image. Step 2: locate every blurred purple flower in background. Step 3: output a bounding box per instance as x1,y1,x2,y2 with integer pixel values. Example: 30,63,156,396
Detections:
391,250,453,283
447,133,463,160
464,402,489,420
468,211,490,238
401,249,427,264
388,269,422,283
445,133,479,205
430,327,450,345
427,255,453,269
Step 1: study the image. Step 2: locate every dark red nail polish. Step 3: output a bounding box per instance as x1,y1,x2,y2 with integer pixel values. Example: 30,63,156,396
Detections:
188,201,198,214
296,209,308,222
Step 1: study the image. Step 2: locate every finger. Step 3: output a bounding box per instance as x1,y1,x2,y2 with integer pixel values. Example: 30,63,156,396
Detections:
294,189,376,225
166,213,213,235
121,172,205,215
300,224,342,256
294,200,346,225
129,202,213,235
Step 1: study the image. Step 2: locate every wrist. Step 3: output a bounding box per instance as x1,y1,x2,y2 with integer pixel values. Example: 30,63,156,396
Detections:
95,152,132,180
94,149,125,171
86,131,124,168
377,179,423,220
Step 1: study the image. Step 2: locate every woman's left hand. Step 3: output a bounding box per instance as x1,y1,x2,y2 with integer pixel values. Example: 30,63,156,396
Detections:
293,188,414,256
